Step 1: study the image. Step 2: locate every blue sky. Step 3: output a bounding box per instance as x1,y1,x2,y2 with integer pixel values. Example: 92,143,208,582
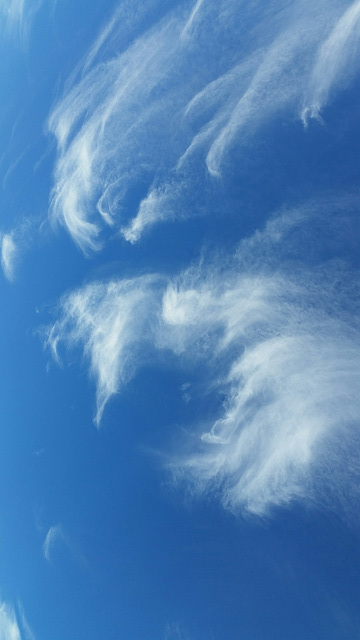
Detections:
0,0,359,638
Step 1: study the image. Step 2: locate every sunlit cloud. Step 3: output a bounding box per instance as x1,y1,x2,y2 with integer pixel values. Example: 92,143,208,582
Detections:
302,0,360,124
47,0,359,250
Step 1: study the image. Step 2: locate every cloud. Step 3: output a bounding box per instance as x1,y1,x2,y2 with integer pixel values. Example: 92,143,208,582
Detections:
0,218,38,282
43,524,66,562
302,0,360,123
164,622,189,640
45,195,360,515
164,200,360,516
1,234,17,282
0,0,42,44
16,604,35,640
0,601,23,640
47,0,359,250
45,275,163,425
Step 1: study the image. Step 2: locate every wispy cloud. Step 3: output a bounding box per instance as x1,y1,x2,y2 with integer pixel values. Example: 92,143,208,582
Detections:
45,196,360,515
0,601,23,640
46,275,163,425
164,622,189,640
0,0,42,44
43,524,65,562
47,0,360,250
0,218,38,282
302,0,360,123
16,603,36,640
164,200,360,516
1,234,17,282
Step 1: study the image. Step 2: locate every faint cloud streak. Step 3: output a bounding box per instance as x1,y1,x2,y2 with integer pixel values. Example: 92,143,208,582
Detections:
1,234,17,282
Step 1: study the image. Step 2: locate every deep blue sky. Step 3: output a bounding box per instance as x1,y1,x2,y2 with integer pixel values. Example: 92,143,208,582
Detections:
0,1,359,639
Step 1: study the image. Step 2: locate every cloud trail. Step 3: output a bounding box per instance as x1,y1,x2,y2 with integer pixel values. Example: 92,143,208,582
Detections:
45,196,360,515
47,0,360,250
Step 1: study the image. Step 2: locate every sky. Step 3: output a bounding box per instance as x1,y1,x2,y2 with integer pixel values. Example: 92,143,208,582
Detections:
0,0,359,638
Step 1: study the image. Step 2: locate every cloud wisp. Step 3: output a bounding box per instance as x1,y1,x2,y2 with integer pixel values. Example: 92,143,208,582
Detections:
0,0,42,45
0,218,38,282
43,524,66,562
0,601,27,640
1,234,17,282
45,196,360,516
162,198,360,516
47,0,360,250
46,275,163,425
302,0,360,124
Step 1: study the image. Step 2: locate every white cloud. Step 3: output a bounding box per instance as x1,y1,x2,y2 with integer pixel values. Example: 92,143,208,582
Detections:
302,0,360,123
1,234,17,282
45,196,360,515
0,218,38,282
47,0,359,249
0,601,22,640
163,200,360,515
46,275,163,425
43,524,65,562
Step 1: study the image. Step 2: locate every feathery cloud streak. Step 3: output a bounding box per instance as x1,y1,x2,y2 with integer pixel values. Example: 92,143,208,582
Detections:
302,0,360,123
0,218,38,282
46,275,163,425
43,524,65,562
47,0,360,250
46,197,360,514
162,199,360,515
